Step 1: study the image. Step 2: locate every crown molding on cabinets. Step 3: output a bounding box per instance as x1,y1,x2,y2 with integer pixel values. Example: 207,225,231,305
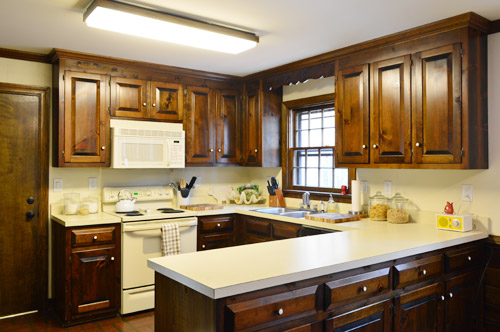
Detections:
490,19,500,34
0,47,50,63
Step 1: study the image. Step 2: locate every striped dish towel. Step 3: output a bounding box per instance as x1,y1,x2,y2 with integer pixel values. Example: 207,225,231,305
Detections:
161,223,181,256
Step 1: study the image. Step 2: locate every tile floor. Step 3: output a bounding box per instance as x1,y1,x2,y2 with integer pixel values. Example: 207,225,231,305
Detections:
0,311,154,332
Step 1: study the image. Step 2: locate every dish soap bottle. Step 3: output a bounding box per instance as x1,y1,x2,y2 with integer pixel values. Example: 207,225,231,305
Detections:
327,194,337,213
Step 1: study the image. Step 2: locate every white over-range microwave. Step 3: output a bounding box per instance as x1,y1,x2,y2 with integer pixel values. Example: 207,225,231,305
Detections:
110,119,185,169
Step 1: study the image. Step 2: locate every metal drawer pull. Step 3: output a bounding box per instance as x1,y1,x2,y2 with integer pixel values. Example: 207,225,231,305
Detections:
202,244,206,249
111,257,115,261
93,236,98,240
277,308,284,315
422,269,427,275
449,292,453,298
361,286,368,292
441,295,445,301
468,256,472,261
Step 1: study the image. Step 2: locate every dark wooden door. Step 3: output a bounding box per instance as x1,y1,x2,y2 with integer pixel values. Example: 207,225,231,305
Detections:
0,83,49,316
444,271,481,332
216,89,241,164
371,55,412,164
284,321,322,332
325,300,391,332
393,283,444,332
184,86,215,164
414,43,462,164
110,76,147,118
336,64,370,164
244,84,261,165
150,81,183,121
71,247,118,318
63,71,109,165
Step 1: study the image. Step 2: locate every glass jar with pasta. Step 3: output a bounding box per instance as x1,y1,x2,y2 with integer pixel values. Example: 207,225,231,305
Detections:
387,193,410,224
369,191,388,221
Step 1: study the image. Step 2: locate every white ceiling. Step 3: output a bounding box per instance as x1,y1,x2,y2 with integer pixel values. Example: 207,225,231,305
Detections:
0,0,499,76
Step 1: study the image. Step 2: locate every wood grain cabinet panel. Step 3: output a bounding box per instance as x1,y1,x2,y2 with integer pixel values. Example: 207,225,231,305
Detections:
272,221,301,240
150,81,183,121
216,89,241,164
197,215,235,251
71,227,116,247
414,43,462,165
394,254,442,289
444,245,482,273
336,64,370,164
444,270,481,332
325,300,392,332
57,70,109,166
110,77,148,118
283,321,322,332
371,56,412,164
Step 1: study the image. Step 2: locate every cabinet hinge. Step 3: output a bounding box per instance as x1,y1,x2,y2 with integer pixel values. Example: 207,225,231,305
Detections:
390,303,394,317
460,48,464,57
461,148,464,157
69,255,72,264
62,151,65,159
183,88,187,96
108,106,111,115
62,74,65,81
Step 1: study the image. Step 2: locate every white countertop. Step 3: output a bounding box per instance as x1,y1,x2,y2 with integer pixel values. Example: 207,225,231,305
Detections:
51,204,121,227
148,209,488,299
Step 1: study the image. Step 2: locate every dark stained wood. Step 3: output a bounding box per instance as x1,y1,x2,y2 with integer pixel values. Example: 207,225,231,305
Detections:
262,86,283,167
0,47,51,63
272,220,301,240
371,55,411,164
184,86,215,165
393,282,444,332
490,19,500,34
245,217,272,237
444,245,482,273
54,70,110,167
263,62,335,90
484,242,500,329
394,254,443,289
216,89,241,164
283,322,322,332
197,215,235,251
325,300,391,332
414,43,462,165
0,83,49,317
110,77,148,118
52,222,120,325
155,272,216,332
150,81,183,121
243,81,261,165
336,63,370,164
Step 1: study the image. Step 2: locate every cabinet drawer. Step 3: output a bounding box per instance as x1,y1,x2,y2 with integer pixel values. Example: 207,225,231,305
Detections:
445,246,482,273
273,222,300,240
71,226,116,247
199,216,233,234
225,285,319,331
246,218,272,237
394,254,442,289
198,233,233,251
324,268,390,310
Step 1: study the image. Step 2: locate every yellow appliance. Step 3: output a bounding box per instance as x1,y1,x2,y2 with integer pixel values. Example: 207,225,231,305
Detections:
436,214,472,232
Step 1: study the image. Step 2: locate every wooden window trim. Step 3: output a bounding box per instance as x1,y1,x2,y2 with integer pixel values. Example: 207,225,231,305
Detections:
281,93,355,204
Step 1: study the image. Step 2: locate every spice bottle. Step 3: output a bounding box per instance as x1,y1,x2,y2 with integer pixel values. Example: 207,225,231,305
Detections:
387,193,410,223
369,191,388,221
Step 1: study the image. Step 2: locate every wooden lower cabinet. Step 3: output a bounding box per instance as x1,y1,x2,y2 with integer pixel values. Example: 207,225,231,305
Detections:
325,300,391,332
198,215,235,251
52,222,120,326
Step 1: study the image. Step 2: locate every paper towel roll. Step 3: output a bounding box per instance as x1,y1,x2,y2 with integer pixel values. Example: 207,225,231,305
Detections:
351,180,361,212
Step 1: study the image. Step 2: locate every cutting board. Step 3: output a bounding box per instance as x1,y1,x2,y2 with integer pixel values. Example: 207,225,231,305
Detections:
305,213,360,223
180,204,224,211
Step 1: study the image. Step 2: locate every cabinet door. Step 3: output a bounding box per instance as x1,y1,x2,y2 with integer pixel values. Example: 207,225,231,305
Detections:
150,81,183,121
110,77,148,118
184,86,215,164
284,322,322,332
325,300,391,332
63,71,109,165
393,282,444,332
336,64,370,164
244,85,261,165
216,89,241,164
414,43,462,164
70,247,118,318
444,270,481,332
371,55,412,164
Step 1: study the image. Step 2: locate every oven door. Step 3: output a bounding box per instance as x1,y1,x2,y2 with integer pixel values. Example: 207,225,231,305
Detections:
121,217,197,290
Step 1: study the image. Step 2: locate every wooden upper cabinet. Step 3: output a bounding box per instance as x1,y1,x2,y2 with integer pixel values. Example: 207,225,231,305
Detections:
371,55,412,164
110,77,147,118
184,86,215,164
414,43,462,165
216,89,241,164
59,70,109,166
150,81,183,121
244,84,261,165
336,64,370,164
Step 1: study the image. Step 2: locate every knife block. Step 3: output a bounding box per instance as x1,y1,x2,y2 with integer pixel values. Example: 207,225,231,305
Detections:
269,195,278,207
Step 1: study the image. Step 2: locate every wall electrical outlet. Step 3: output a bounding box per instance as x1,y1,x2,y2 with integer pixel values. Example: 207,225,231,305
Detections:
384,181,392,196
462,184,473,202
54,178,63,192
89,177,97,190
361,181,368,193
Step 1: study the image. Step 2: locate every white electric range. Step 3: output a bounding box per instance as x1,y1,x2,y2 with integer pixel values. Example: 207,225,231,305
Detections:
102,186,198,315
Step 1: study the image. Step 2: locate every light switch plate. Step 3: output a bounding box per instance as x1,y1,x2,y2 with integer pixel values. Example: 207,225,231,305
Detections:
54,178,63,192
384,181,392,196
89,177,97,190
462,184,473,202
361,181,368,193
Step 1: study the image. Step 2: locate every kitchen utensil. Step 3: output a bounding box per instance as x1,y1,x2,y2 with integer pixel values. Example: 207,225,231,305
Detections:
180,187,190,198
115,189,136,212
187,176,197,189
270,177,279,189
267,180,275,195
305,213,360,223
179,179,187,188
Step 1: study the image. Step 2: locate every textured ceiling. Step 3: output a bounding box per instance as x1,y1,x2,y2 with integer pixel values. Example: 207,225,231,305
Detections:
0,0,499,76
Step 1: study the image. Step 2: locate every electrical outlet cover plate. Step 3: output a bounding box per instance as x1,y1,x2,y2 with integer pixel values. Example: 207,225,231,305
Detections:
436,214,472,232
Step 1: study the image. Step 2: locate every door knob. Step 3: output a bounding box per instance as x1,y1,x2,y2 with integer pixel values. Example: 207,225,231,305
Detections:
101,146,106,150
372,144,378,149
415,142,421,147
26,211,35,218
152,103,156,107
142,102,147,106
362,145,367,149
218,149,222,153
27,197,35,204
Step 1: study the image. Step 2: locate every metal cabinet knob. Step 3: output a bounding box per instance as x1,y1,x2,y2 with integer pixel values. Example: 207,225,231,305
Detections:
218,149,222,153
449,292,453,298
101,146,106,150
143,102,147,106
217,223,221,227
152,103,156,107
27,197,35,204
202,244,206,249
254,149,258,153
441,295,446,301
209,149,214,152
111,257,115,261
26,211,35,218
415,142,421,147
361,286,368,292
362,145,367,149
277,308,284,316
422,269,427,275
372,144,378,149
93,236,98,240
468,256,472,261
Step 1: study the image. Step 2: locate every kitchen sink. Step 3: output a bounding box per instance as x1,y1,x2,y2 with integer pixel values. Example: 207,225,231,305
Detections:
252,207,302,215
279,211,317,218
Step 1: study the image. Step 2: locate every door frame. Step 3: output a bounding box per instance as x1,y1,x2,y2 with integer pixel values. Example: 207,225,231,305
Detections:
0,82,50,312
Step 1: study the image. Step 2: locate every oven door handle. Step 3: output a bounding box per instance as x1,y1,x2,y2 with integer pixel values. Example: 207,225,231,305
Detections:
123,224,195,232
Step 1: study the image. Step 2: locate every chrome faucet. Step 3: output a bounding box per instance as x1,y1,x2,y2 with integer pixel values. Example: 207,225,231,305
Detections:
301,192,311,210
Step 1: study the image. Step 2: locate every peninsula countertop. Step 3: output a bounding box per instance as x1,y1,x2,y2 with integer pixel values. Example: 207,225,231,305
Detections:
148,210,488,299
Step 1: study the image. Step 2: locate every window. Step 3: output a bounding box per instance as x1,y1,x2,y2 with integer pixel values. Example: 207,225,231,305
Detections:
283,94,354,202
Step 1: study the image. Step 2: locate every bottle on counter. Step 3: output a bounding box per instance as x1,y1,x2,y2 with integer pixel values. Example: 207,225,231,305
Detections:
387,193,410,224
327,194,337,213
369,191,388,221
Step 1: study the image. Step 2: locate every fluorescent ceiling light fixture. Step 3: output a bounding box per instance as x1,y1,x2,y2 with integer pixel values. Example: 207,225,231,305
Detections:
84,0,259,54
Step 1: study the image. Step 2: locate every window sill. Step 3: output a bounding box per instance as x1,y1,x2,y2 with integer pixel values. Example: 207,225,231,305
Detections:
282,189,352,204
